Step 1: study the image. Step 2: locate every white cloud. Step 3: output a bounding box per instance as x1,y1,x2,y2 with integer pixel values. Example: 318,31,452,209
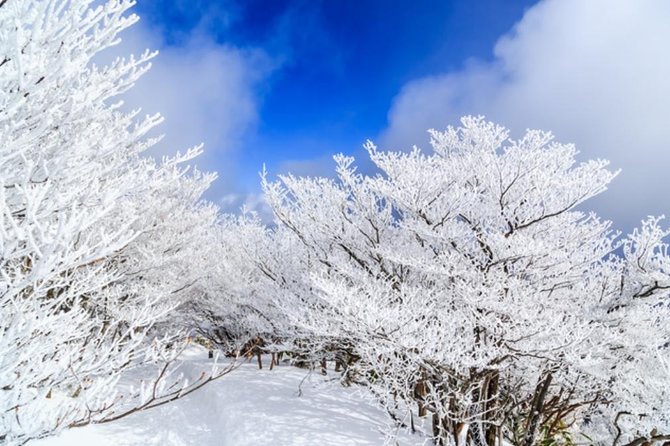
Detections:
219,192,274,223
381,0,670,230
100,13,276,195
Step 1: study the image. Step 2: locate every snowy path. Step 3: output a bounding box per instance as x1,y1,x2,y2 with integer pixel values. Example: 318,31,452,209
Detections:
32,347,426,446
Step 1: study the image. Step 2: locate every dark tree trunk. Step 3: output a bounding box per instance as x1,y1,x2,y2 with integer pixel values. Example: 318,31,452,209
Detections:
485,371,500,446
523,373,553,446
415,379,428,417
432,413,442,445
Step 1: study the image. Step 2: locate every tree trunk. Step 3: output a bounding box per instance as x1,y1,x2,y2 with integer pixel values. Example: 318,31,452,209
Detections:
432,413,443,445
523,373,553,446
485,371,500,446
415,379,428,417
455,423,469,446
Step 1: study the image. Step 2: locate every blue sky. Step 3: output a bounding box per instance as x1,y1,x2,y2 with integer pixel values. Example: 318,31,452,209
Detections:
121,0,670,230
131,0,535,178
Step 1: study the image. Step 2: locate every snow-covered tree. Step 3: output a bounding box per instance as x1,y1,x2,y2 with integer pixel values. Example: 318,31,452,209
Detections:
590,217,670,446
186,211,320,366
185,214,282,351
260,117,670,445
0,1,220,443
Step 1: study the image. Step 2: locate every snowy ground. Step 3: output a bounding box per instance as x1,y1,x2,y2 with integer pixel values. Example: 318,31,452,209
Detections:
31,347,427,446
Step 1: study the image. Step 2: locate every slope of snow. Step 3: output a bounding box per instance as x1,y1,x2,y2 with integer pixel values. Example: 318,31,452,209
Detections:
31,347,427,446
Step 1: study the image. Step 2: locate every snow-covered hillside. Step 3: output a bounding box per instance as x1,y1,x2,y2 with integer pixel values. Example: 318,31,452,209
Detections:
31,347,425,446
